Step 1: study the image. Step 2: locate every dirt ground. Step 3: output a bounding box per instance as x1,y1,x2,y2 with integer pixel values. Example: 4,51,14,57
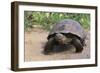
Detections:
25,28,90,62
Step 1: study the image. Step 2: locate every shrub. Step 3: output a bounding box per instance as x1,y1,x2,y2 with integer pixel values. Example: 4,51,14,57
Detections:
24,11,90,31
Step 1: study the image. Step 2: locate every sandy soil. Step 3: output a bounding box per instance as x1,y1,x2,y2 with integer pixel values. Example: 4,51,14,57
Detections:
25,28,90,62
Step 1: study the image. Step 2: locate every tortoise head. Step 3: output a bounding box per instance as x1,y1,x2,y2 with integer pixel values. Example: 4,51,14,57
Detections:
54,33,66,44
55,33,72,45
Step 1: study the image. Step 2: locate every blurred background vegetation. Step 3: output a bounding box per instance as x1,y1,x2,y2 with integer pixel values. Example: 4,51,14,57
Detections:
24,11,90,31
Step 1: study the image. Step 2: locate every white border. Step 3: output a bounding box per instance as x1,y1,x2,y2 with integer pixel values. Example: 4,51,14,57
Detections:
18,5,96,68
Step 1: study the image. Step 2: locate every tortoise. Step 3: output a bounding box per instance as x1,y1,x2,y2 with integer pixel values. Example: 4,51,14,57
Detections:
43,19,86,55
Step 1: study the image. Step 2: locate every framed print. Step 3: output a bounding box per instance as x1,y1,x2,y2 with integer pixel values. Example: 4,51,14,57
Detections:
11,1,97,71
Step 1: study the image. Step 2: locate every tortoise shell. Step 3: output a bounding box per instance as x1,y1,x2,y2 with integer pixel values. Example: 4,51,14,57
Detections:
47,19,86,40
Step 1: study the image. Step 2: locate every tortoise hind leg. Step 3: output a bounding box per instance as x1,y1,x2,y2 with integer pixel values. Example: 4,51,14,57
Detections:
71,38,83,53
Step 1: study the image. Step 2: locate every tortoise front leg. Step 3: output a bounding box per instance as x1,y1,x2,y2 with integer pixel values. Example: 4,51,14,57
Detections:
43,38,55,55
71,38,83,53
